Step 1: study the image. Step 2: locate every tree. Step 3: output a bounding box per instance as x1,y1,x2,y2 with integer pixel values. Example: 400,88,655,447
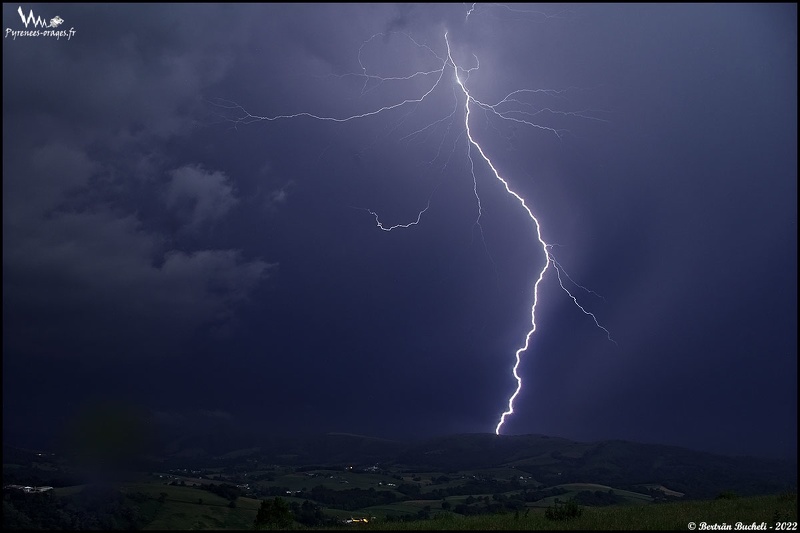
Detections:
254,497,293,529
292,500,326,527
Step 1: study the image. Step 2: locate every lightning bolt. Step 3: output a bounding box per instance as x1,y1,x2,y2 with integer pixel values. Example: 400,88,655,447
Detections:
445,32,615,435
442,33,550,435
212,10,614,437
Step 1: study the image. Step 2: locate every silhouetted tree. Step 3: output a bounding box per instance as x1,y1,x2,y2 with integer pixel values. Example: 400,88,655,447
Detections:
254,497,293,529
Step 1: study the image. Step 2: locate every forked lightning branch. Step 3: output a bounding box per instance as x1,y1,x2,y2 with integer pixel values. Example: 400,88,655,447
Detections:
214,13,615,435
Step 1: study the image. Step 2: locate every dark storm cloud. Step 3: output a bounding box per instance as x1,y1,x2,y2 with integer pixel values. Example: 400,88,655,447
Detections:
165,165,239,231
3,4,272,359
3,4,796,461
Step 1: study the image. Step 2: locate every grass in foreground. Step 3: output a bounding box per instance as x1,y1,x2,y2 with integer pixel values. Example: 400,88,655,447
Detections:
352,493,797,530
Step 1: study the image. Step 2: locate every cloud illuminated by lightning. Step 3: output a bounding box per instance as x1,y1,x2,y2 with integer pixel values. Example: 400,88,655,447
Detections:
211,10,614,436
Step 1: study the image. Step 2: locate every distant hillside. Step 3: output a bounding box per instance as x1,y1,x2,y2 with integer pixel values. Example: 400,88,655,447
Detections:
40,431,793,502
392,433,796,499
253,432,407,465
158,432,406,468
176,432,795,500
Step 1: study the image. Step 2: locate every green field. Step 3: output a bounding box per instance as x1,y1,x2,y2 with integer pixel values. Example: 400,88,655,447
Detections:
5,433,796,532
543,483,654,506
113,479,795,530
11,474,795,531
120,482,261,530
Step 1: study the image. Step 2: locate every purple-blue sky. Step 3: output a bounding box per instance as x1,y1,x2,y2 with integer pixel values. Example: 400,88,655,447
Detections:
3,3,797,460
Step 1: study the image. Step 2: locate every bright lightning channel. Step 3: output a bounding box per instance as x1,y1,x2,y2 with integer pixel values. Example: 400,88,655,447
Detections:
444,32,614,435
443,33,550,435
213,20,614,437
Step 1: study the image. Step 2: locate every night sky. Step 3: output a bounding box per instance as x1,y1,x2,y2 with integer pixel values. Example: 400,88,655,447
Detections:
3,4,797,461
